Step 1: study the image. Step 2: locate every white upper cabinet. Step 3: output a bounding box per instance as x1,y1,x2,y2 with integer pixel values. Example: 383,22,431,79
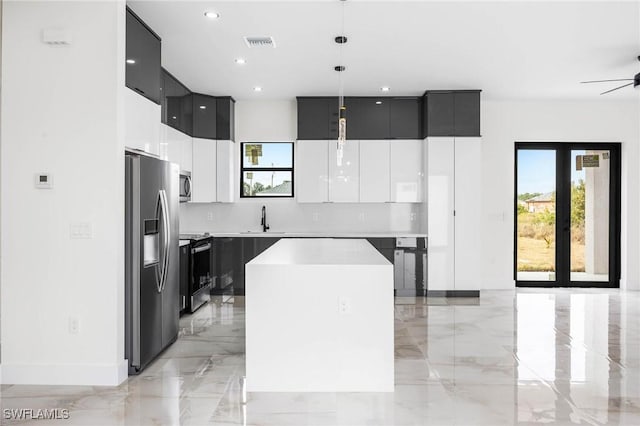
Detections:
125,88,160,156
216,140,235,203
296,140,329,203
160,123,192,172
390,139,424,203
191,138,217,203
359,140,391,202
328,139,360,202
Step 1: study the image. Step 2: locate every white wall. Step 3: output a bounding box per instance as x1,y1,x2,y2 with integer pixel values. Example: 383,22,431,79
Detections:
0,0,127,385
480,99,640,290
180,100,425,234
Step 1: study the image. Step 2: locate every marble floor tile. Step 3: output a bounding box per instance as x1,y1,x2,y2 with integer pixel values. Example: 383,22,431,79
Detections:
3,291,640,425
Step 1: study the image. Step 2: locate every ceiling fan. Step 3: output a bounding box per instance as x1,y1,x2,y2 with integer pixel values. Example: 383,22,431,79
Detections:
581,56,640,95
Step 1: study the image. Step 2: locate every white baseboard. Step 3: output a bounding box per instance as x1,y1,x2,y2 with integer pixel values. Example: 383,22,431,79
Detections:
1,359,129,386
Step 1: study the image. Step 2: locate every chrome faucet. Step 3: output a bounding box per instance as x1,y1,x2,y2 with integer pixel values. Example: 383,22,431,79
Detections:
261,205,270,232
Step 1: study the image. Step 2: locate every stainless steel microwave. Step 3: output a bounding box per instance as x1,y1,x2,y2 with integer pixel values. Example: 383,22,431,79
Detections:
179,171,191,202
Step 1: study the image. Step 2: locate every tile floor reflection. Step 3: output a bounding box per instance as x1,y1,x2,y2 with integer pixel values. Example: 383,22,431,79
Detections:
2,289,640,425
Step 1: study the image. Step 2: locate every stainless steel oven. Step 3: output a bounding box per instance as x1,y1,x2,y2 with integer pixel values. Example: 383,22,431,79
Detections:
179,171,191,202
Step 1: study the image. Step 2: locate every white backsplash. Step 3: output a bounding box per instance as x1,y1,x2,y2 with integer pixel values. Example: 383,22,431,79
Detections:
180,199,425,234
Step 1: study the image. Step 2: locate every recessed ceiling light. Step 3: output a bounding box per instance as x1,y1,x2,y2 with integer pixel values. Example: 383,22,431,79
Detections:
375,101,382,105
126,59,136,64
380,87,390,92
199,105,207,109
235,58,246,65
253,87,262,92
204,11,220,19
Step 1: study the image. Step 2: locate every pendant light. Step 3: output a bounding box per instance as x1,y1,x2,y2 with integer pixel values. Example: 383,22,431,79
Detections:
335,0,347,166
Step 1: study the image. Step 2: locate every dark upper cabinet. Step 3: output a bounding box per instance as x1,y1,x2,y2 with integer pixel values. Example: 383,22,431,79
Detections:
389,98,422,139
125,8,161,104
192,94,217,139
354,97,390,140
161,69,192,135
426,92,455,136
297,97,339,140
453,91,480,136
425,90,481,137
343,97,363,140
216,97,236,141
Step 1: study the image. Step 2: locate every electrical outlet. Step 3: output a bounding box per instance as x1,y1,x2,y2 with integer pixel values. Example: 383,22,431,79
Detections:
312,212,319,222
358,212,365,222
70,222,92,239
68,317,79,335
338,297,352,315
207,212,214,221
410,213,417,222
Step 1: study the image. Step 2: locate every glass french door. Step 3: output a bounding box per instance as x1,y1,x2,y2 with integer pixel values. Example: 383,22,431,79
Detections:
515,143,620,287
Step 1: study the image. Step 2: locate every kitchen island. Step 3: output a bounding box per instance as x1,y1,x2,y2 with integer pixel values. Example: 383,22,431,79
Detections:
245,238,394,392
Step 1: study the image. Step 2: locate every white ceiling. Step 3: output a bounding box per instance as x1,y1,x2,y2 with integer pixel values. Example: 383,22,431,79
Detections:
128,1,640,101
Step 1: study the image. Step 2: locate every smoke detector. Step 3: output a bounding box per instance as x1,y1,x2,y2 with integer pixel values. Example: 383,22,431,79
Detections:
244,36,276,48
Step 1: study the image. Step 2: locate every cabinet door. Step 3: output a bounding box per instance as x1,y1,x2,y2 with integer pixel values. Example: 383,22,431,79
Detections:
389,98,421,139
329,139,359,202
296,140,329,203
125,87,161,155
454,92,481,136
216,97,235,141
125,9,161,104
216,140,236,203
191,138,216,202
344,97,363,140
454,137,482,290
297,98,330,140
192,94,217,139
390,140,423,202
426,92,454,136
359,140,390,202
162,69,191,134
427,137,455,291
356,97,389,139
181,136,193,173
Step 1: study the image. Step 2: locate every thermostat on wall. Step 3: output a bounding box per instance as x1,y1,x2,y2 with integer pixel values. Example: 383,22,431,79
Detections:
35,173,53,189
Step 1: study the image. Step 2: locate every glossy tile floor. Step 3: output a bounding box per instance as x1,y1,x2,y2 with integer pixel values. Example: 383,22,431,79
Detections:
2,289,640,425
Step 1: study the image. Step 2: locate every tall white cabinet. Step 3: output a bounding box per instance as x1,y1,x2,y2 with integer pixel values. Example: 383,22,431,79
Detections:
427,137,481,294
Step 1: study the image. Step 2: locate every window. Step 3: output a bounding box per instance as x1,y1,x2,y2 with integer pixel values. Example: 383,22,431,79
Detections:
240,142,294,198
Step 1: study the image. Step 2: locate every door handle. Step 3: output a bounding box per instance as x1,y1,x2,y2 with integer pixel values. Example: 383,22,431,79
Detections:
160,189,171,292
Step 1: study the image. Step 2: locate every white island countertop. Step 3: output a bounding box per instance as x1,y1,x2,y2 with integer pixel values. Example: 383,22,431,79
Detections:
183,231,426,238
245,238,394,392
249,238,392,266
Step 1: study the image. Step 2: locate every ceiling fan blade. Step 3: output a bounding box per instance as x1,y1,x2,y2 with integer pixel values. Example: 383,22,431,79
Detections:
600,82,634,95
581,79,634,84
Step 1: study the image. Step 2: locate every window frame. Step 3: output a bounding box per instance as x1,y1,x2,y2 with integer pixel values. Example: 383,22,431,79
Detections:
239,142,295,198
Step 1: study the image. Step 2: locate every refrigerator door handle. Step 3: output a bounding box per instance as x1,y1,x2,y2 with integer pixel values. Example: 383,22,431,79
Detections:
159,189,171,292
155,191,163,293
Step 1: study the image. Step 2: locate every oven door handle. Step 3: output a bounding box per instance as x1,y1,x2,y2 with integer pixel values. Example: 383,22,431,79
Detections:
192,243,212,254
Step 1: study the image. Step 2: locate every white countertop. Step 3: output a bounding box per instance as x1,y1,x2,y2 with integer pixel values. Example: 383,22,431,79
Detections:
248,238,391,266
184,231,426,238
179,240,191,247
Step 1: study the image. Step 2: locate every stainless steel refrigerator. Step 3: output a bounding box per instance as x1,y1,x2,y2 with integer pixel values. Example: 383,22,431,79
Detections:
125,151,180,374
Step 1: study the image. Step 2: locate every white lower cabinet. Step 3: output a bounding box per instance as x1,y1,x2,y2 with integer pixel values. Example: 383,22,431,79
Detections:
328,140,359,202
191,138,235,203
296,140,329,203
390,140,424,203
125,88,160,156
427,137,482,292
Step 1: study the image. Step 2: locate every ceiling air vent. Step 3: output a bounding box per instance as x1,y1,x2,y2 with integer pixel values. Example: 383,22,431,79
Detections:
244,36,276,48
